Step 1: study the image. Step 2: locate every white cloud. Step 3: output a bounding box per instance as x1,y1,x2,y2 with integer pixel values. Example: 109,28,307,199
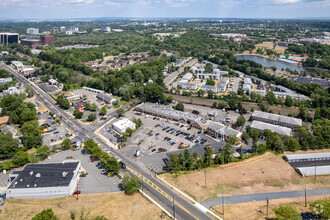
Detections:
275,0,300,3
165,0,194,7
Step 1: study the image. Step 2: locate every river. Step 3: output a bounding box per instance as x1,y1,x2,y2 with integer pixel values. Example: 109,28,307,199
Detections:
236,54,310,74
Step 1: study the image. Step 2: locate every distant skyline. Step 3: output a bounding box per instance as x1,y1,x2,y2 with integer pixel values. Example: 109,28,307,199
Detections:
0,0,330,19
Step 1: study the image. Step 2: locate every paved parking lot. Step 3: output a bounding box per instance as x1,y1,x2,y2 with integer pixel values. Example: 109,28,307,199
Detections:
40,149,122,194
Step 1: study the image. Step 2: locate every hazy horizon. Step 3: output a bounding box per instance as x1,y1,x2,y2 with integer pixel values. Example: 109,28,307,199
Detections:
1,0,330,20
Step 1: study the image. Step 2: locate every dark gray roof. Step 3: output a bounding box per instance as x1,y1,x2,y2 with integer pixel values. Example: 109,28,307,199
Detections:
96,93,114,103
8,161,79,189
38,83,58,92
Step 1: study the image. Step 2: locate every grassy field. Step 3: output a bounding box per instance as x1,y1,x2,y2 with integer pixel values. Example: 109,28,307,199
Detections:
161,151,330,202
212,195,330,220
0,192,166,220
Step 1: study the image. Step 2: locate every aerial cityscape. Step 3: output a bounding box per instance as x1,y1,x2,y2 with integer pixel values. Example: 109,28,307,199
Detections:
0,1,329,220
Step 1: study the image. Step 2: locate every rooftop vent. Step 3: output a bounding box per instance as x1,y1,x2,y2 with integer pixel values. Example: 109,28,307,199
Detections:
29,171,33,176
20,179,23,182
35,173,41,178
26,184,30,188
34,184,37,187
62,172,68,177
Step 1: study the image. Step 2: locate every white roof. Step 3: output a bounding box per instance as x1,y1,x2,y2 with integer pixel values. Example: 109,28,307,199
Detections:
252,110,302,127
251,121,292,136
296,165,330,176
284,152,330,161
113,118,135,130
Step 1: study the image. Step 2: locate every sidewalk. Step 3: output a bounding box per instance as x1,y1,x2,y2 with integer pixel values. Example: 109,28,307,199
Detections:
202,188,330,208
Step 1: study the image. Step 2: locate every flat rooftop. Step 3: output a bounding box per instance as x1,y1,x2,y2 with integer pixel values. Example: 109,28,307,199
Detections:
284,152,330,161
8,161,80,189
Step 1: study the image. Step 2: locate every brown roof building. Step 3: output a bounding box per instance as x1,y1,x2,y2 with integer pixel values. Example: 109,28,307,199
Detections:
40,35,54,44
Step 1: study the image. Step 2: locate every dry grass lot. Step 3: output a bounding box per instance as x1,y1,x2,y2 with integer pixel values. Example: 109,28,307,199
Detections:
161,152,330,202
212,195,330,220
0,192,166,220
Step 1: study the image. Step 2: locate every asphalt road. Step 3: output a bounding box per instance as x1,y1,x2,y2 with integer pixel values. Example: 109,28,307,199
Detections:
164,58,197,88
1,62,213,220
202,188,330,208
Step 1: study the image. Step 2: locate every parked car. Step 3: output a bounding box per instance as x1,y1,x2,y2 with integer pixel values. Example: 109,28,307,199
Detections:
73,191,81,195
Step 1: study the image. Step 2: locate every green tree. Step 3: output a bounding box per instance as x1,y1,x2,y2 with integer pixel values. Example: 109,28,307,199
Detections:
36,145,50,159
56,95,70,109
284,137,301,152
0,132,20,158
32,208,57,220
285,95,293,107
228,99,237,110
87,113,97,121
91,103,98,111
310,198,330,219
273,205,302,220
122,173,142,195
206,79,215,86
85,102,91,110
100,106,107,115
266,91,277,105
25,87,34,98
12,151,30,166
117,108,125,117
236,116,246,126
175,102,184,111
73,109,83,119
61,138,72,150
218,100,227,109
249,128,260,144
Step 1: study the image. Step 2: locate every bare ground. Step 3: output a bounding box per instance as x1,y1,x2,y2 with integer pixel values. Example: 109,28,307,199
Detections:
165,94,313,117
0,192,166,220
161,152,330,202
212,195,330,220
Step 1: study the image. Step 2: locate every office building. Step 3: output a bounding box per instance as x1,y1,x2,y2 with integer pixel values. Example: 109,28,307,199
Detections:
101,27,111,32
20,39,41,49
41,35,54,44
27,28,39,35
0,33,19,46
60,26,67,32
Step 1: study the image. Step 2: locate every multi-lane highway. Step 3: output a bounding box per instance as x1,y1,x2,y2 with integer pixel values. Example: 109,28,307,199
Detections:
0,62,214,220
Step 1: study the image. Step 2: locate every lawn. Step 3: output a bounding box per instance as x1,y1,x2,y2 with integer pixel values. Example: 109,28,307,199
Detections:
161,151,330,202
0,192,165,220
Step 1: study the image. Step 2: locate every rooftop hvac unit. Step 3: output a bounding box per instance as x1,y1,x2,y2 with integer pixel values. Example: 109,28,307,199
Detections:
35,173,41,178
62,172,68,177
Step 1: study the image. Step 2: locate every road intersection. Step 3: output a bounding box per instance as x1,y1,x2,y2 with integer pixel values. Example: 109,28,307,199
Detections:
0,62,215,220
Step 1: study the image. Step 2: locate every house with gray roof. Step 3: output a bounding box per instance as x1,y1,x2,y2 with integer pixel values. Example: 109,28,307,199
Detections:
217,77,229,92
201,85,217,93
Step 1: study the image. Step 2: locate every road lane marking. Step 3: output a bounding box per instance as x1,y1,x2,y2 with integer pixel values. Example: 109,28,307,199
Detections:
127,166,198,220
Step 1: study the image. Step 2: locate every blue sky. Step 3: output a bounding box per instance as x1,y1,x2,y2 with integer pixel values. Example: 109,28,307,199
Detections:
0,0,329,19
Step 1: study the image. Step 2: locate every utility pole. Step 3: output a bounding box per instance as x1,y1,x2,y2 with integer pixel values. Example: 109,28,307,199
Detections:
222,192,224,215
314,161,317,180
305,188,307,207
266,198,269,216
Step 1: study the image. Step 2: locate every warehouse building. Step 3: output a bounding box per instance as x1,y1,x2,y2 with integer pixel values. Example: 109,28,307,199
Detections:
251,110,302,128
6,161,81,199
250,121,292,136
284,152,330,163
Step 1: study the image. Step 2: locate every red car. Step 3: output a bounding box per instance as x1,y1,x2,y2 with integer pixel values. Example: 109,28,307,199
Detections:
179,142,184,146
91,158,98,162
73,191,81,195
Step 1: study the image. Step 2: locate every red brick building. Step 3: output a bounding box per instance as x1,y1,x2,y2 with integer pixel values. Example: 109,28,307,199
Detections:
20,39,41,49
41,35,54,44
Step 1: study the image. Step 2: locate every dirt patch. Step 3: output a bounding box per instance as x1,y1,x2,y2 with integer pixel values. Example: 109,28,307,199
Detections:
212,195,330,220
0,192,166,220
161,152,330,202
